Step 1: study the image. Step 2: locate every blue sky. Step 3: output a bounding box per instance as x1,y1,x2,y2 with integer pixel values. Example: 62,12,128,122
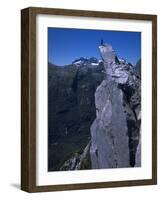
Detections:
48,27,141,66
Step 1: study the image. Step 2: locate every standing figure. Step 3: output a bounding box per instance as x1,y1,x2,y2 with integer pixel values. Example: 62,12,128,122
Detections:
101,39,104,46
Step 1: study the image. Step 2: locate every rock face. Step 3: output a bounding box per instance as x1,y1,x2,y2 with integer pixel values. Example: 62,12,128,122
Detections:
48,59,104,171
135,139,141,167
135,58,141,76
60,142,91,170
90,43,141,169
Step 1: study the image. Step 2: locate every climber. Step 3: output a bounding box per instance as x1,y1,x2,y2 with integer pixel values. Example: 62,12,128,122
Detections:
101,39,104,46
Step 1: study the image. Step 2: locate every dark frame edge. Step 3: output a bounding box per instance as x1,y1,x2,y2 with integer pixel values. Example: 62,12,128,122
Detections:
152,15,157,185
28,179,155,193
24,6,157,20
21,8,30,192
21,7,37,192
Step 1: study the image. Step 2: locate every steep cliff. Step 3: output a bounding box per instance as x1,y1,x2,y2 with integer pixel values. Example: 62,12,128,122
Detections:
48,60,104,171
90,43,141,169
135,58,141,76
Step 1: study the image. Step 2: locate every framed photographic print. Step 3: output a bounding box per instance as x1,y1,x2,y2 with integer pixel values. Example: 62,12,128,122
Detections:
21,7,157,192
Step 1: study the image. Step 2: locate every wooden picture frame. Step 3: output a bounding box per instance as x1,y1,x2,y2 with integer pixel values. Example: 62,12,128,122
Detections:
21,7,157,192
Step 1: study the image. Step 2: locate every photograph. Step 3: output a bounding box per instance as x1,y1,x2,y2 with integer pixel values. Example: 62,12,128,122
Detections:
48,28,141,172
21,7,157,192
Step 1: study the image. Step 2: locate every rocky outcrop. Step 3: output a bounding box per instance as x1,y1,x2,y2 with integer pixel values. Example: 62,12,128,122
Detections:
135,139,141,167
60,142,91,170
135,58,141,76
90,43,141,169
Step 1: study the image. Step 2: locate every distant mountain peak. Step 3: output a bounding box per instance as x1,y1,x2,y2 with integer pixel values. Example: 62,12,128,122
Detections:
72,57,99,66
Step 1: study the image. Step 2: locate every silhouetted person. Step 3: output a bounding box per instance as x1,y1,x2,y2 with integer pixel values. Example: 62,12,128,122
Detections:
101,39,104,46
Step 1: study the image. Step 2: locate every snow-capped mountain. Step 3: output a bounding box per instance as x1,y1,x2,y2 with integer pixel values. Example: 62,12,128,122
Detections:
72,57,100,66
